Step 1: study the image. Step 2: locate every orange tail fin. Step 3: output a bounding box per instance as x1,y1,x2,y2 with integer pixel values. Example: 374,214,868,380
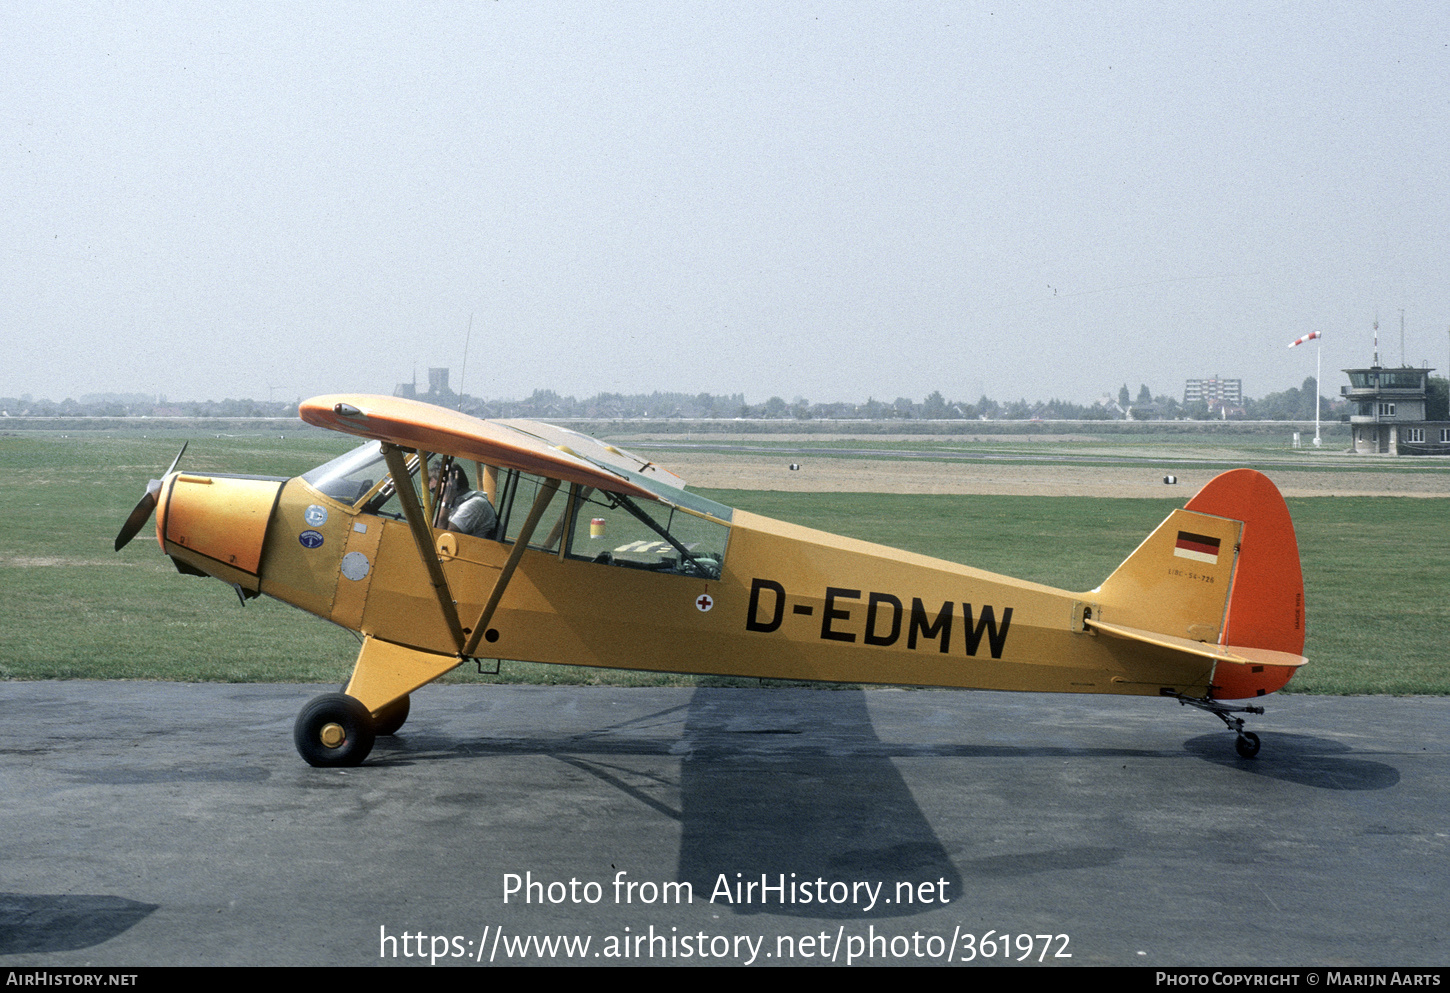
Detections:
1184,469,1305,699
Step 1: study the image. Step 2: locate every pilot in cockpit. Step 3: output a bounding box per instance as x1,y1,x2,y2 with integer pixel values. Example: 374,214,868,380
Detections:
429,462,497,539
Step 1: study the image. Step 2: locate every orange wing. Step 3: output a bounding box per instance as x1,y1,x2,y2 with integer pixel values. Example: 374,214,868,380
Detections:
299,395,660,500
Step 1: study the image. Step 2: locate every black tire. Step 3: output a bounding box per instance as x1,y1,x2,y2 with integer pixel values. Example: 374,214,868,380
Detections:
373,695,410,736
294,693,375,767
1235,731,1261,759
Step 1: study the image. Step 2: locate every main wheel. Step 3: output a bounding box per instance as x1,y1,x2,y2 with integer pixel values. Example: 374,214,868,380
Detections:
294,693,375,767
1235,731,1261,759
373,695,410,736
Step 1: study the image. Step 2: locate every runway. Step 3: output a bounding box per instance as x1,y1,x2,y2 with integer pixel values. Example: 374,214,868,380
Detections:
1,683,1445,966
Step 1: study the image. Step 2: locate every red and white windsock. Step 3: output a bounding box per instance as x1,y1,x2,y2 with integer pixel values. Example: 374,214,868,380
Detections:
1287,330,1323,348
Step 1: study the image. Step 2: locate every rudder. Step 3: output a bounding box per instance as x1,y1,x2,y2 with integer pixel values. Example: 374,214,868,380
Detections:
1184,469,1305,699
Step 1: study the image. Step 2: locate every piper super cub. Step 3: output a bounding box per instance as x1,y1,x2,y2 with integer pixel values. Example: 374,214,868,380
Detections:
114,394,1308,766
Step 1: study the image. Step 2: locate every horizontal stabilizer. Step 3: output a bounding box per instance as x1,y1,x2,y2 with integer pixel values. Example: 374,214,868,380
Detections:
1086,618,1309,670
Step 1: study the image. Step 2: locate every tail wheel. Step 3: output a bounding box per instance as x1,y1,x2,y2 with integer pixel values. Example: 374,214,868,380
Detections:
373,695,410,736
1235,731,1261,759
294,693,375,767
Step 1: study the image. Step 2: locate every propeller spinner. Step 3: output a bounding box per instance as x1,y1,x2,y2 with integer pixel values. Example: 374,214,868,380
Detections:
114,443,187,551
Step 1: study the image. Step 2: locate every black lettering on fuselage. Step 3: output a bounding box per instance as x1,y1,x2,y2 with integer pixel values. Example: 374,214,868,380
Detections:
908,598,953,653
747,578,785,632
962,604,1013,659
864,592,902,646
821,587,859,642
744,579,1013,658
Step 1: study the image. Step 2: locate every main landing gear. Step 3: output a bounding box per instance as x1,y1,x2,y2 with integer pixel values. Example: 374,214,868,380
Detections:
372,695,410,737
293,693,411,766
294,693,374,766
1173,693,1264,759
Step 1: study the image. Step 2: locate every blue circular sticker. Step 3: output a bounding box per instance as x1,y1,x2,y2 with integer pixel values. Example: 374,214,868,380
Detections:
298,530,325,549
304,504,328,526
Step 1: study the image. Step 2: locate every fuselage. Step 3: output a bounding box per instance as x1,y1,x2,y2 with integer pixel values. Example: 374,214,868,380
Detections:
152,448,1271,704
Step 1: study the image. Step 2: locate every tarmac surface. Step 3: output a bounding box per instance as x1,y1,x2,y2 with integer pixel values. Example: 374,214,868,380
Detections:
1,682,1446,967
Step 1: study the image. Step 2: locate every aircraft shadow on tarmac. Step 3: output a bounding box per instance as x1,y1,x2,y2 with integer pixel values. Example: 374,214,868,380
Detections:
0,894,158,955
374,688,965,919
673,688,962,919
1183,732,1400,790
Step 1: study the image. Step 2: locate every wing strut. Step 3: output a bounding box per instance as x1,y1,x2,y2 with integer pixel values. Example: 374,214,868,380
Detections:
461,478,559,657
380,443,467,652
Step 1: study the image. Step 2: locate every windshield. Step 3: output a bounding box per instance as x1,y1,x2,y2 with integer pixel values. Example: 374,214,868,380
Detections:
301,441,392,505
300,442,729,577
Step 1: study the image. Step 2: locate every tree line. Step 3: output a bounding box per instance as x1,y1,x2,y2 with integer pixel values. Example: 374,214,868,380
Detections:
6,377,1445,421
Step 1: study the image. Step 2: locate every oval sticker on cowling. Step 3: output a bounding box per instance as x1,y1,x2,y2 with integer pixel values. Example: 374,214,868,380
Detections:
299,530,324,549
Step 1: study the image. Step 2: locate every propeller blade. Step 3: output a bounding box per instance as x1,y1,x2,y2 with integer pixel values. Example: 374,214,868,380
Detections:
164,441,188,478
114,490,158,551
114,443,188,552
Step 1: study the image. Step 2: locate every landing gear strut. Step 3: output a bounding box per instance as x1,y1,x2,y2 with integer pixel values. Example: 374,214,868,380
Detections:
1173,693,1265,758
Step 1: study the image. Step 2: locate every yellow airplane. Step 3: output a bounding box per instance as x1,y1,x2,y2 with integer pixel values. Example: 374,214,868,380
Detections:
114,394,1307,767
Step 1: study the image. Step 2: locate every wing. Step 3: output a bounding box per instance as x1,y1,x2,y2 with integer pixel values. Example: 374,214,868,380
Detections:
493,418,688,490
299,395,678,505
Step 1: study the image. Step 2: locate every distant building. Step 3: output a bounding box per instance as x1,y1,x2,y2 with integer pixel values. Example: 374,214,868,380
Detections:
1184,377,1243,411
1342,364,1450,455
428,368,451,395
394,367,418,399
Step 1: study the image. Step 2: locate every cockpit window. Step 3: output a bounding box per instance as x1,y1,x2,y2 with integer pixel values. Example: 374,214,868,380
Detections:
301,441,391,505
565,486,727,579
301,442,730,579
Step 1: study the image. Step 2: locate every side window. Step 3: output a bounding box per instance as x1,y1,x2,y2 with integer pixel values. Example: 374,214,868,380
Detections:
498,471,570,552
357,453,425,521
565,487,727,579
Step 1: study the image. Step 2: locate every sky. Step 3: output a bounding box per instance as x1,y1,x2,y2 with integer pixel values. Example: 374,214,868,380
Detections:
4,2,1449,405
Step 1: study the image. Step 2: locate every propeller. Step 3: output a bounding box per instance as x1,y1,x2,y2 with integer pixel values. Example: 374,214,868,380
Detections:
114,443,188,551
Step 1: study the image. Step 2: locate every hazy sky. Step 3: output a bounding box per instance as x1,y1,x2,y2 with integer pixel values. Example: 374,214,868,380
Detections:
5,2,1449,405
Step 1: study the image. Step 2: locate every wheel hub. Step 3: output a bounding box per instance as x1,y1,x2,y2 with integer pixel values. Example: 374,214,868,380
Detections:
319,722,346,748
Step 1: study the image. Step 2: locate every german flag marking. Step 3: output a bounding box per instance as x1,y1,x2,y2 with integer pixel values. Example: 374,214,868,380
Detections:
1174,530,1221,564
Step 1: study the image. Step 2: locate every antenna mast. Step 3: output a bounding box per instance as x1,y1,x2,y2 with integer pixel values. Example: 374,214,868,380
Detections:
458,312,474,412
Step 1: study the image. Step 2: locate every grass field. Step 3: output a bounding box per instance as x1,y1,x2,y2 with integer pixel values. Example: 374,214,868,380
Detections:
0,431,1445,693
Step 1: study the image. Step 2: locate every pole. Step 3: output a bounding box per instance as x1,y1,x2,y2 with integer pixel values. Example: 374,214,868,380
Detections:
457,312,473,412
1314,338,1322,446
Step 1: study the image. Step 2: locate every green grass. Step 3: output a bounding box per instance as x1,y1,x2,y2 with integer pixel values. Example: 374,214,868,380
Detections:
0,433,364,682
0,433,1445,693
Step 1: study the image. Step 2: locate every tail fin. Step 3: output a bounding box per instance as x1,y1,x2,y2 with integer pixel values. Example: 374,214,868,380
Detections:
1186,469,1305,697
1092,469,1306,700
